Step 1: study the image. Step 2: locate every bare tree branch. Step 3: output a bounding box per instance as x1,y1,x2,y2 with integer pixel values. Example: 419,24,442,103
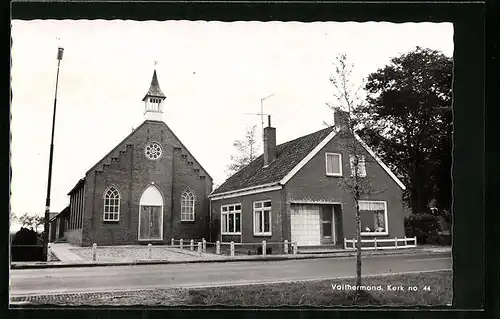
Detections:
226,125,260,176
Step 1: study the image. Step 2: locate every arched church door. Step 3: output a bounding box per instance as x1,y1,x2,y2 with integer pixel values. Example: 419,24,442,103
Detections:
138,185,163,241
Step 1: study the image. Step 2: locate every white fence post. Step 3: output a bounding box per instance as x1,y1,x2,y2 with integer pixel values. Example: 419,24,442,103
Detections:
148,243,152,259
92,243,97,261
47,243,51,262
404,236,407,247
190,239,194,251
343,238,346,249
395,237,398,249
414,236,418,247
197,242,202,256
292,241,298,255
230,241,235,257
216,240,220,254
180,239,184,249
284,240,289,254
262,240,267,256
202,238,207,253
171,238,174,246
374,237,378,250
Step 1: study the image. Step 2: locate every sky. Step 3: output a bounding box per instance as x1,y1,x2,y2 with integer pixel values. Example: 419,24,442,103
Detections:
10,20,453,229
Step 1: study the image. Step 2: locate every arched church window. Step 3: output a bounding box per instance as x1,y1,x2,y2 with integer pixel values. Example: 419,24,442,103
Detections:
181,188,195,221
103,185,120,221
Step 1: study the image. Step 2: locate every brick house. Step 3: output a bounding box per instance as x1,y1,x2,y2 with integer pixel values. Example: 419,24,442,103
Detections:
208,112,406,248
64,70,213,246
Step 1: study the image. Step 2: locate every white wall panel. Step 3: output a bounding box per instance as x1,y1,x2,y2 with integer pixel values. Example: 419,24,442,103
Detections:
290,204,320,246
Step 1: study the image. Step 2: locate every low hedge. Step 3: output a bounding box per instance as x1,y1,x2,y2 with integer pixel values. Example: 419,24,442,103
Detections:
404,213,442,245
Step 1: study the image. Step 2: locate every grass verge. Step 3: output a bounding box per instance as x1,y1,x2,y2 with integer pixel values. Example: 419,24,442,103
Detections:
11,270,451,307
188,270,452,306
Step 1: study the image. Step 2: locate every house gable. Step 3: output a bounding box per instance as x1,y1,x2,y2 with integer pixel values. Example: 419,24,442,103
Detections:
282,132,405,191
284,131,404,202
353,134,405,190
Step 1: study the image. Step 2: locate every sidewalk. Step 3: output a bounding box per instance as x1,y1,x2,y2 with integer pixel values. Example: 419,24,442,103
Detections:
10,245,451,270
49,243,85,262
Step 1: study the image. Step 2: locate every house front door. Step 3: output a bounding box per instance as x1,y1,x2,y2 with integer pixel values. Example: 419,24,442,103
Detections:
320,206,335,244
138,185,164,241
139,206,162,240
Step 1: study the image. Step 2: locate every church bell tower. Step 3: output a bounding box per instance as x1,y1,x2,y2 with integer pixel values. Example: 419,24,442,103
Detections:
142,69,166,122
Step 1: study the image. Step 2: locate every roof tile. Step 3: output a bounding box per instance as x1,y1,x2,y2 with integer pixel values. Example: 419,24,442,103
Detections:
213,126,334,194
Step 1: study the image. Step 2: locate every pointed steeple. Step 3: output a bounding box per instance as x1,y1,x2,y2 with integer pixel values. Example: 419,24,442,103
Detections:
142,69,166,122
142,70,166,101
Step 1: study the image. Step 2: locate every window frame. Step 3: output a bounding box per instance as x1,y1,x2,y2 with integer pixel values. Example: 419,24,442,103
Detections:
253,200,272,236
103,185,121,222
325,152,343,177
349,154,367,177
221,203,242,235
144,141,163,160
358,200,389,236
180,188,196,222
149,97,162,111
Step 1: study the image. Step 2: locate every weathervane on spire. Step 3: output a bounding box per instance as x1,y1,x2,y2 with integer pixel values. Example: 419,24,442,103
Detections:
154,60,158,69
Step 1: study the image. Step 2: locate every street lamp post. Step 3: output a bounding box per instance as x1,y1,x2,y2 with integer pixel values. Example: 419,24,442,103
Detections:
43,47,64,260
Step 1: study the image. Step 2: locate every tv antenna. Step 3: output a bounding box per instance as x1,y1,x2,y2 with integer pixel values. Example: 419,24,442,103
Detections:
243,94,275,149
256,94,275,145
259,94,275,129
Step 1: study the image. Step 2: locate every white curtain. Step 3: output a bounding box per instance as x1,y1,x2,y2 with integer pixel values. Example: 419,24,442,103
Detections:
359,201,385,211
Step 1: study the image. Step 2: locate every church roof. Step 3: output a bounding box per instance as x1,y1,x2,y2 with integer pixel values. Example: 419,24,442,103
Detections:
50,206,70,221
142,70,166,101
68,178,85,195
49,212,59,221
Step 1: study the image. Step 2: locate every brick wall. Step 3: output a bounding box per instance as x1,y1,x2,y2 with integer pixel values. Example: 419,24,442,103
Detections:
79,121,212,247
210,190,283,244
284,133,406,240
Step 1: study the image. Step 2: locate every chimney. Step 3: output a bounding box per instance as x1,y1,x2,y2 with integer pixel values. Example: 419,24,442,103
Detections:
334,110,350,131
263,115,277,167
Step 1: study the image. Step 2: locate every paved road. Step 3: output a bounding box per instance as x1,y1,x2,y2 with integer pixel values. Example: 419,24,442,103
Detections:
10,252,451,296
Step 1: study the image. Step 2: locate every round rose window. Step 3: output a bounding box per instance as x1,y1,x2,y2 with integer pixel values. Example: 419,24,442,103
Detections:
144,142,163,160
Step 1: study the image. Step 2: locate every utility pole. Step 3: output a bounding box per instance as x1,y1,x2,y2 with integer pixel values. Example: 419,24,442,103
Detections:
43,46,64,261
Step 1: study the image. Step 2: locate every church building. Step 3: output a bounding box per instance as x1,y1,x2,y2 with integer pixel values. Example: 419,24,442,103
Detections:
64,70,213,246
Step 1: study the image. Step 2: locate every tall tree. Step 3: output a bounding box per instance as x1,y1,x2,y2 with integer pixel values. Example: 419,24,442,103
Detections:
359,47,453,215
326,53,386,297
227,125,259,176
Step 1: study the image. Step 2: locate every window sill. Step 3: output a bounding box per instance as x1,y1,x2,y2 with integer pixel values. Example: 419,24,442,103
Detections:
326,173,342,177
253,233,272,237
221,233,242,236
138,238,163,241
103,220,120,223
361,232,389,236
181,220,196,223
